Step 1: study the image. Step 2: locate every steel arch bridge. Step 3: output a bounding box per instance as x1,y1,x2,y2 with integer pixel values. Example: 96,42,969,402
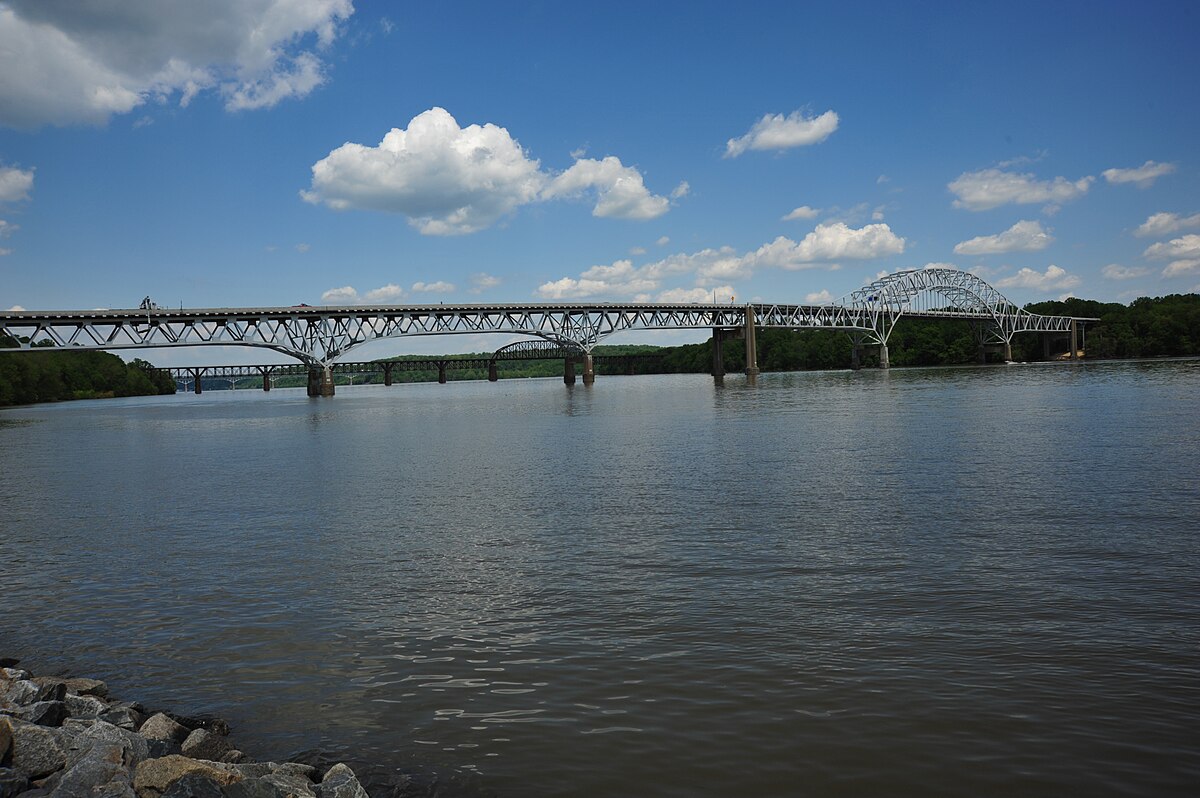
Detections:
0,268,1092,393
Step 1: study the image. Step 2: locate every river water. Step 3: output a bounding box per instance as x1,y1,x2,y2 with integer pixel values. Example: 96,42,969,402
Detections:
2,360,1198,797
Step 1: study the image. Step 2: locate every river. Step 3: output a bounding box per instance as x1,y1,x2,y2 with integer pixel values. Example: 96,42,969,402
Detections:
2,360,1198,797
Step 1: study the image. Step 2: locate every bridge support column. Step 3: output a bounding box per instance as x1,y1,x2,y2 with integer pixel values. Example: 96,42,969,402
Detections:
383,363,393,386
582,353,595,385
262,374,271,392
321,366,335,396
488,361,498,382
564,359,576,385
308,366,335,396
977,340,987,364
878,343,890,369
437,362,448,384
1070,320,1079,361
189,368,204,394
1003,339,1013,362
711,329,725,377
744,306,759,377
850,334,862,370
1043,334,1052,361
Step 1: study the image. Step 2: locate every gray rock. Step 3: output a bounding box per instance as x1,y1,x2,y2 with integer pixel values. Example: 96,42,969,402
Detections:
0,670,30,682
100,704,146,731
180,730,231,762
160,773,225,798
226,763,274,780
20,701,68,727
133,755,242,798
272,764,317,782
315,764,367,798
259,772,316,798
47,740,135,798
3,681,39,707
66,693,111,718
66,720,151,770
164,715,229,738
0,717,12,766
0,659,19,670
146,739,181,759
62,717,98,734
64,679,109,698
0,768,29,798
10,721,67,779
223,778,288,798
138,714,190,746
219,750,245,765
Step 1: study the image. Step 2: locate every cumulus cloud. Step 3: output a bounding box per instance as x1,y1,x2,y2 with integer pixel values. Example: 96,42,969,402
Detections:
0,165,33,201
994,265,1081,292
1144,234,1200,277
670,181,690,199
0,1,353,128
320,283,407,304
1102,160,1176,188
0,219,16,238
725,109,839,157
657,285,735,304
1101,263,1150,280
1135,211,1200,238
656,236,670,246
7,304,25,310
411,280,454,293
320,285,359,304
782,205,820,221
303,108,671,234
948,169,1093,211
543,156,669,220
468,272,501,294
535,223,904,300
953,219,1054,255
805,289,834,303
0,247,11,256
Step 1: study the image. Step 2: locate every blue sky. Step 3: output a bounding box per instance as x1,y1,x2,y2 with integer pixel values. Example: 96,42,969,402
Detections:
2,1,1199,359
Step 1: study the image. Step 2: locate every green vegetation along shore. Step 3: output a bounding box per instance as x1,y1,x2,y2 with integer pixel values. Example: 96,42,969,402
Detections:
0,338,176,406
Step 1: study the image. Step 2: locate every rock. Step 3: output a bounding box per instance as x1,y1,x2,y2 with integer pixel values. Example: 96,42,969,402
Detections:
223,778,288,798
65,679,109,699
10,721,67,780
180,730,231,762
0,768,30,798
19,701,68,727
163,714,230,738
227,763,274,780
315,764,368,798
0,670,30,682
220,750,245,765
100,704,147,731
0,717,12,766
0,660,19,670
66,694,111,718
274,764,317,782
133,755,242,798
159,773,225,798
146,739,181,759
46,739,135,798
3,679,62,708
260,772,316,798
138,714,190,746
66,721,151,771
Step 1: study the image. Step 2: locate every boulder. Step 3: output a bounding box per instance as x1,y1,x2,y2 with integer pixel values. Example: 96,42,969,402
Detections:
0,660,19,670
3,680,62,707
180,730,231,762
65,679,109,699
273,764,317,782
100,704,146,731
0,768,30,798
259,772,316,798
138,714,190,746
46,739,135,798
9,721,67,780
315,764,368,798
164,714,230,738
66,694,111,719
0,717,12,766
220,750,246,764
223,778,289,798
66,721,151,771
20,701,68,728
0,670,30,682
159,773,225,798
133,756,242,798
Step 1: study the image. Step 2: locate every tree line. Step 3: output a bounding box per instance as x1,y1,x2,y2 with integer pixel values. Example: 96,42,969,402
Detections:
0,336,176,406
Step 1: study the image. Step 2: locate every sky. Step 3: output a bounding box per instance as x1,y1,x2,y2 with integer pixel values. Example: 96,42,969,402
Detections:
1,1,1199,361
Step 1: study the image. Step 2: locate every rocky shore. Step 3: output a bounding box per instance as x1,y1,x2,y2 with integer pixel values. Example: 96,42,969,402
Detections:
1,659,371,798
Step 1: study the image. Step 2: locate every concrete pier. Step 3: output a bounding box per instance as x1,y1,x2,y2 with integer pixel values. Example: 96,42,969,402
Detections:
262,374,271,391
582,353,595,385
1070,319,1079,361
383,363,393,386
488,362,498,382
712,329,725,377
564,358,576,385
744,305,759,377
879,343,890,369
189,368,203,394
437,362,447,384
308,366,335,396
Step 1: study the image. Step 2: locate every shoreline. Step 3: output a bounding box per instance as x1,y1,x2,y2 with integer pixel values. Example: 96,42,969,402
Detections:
1,659,380,798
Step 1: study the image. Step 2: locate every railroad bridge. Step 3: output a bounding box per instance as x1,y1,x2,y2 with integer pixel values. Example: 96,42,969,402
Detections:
1,268,1094,396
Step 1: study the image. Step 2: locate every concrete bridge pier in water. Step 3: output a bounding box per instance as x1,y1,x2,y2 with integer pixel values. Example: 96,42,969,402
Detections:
307,366,335,397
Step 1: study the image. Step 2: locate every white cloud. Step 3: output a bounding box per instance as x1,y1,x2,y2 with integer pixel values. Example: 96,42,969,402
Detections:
320,283,409,304
1101,264,1150,280
0,247,11,257
411,280,454,293
656,236,670,246
994,265,1081,292
657,285,735,304
1102,160,1176,188
1144,234,1200,277
0,165,34,201
871,207,885,221
805,289,834,303
0,1,353,128
953,219,1054,255
468,272,501,294
782,205,820,221
670,181,690,199
725,109,839,157
294,242,310,253
535,223,904,300
7,304,24,310
0,219,17,238
543,155,669,220
948,169,1093,211
364,284,404,302
629,246,646,255
1135,211,1200,238
876,174,890,184
320,285,359,304
304,108,670,234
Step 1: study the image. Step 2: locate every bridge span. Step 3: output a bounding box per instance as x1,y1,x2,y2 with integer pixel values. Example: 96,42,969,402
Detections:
1,268,1095,396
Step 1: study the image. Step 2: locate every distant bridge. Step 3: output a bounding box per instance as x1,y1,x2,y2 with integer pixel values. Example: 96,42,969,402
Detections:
168,347,665,393
1,268,1094,396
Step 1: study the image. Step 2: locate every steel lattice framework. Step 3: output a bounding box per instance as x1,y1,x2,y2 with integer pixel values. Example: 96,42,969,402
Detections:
0,268,1089,368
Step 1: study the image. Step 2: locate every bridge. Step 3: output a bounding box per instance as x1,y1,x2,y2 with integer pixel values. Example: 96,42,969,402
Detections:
0,268,1094,396
168,346,666,393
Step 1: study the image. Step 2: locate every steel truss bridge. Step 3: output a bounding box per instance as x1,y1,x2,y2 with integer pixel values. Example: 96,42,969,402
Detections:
1,268,1094,396
168,346,665,393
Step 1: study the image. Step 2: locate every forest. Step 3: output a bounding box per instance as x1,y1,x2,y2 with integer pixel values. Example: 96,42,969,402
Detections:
2,293,1198,403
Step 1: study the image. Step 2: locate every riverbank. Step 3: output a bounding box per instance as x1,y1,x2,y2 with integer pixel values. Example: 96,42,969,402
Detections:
1,659,374,798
